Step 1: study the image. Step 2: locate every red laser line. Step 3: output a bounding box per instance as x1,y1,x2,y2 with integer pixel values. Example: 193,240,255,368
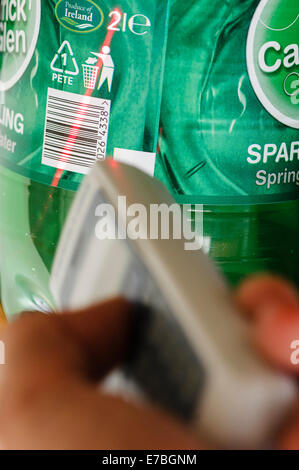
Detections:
32,11,119,236
51,13,119,187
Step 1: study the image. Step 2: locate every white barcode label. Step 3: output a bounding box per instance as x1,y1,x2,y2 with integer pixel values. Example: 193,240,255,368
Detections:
42,88,111,175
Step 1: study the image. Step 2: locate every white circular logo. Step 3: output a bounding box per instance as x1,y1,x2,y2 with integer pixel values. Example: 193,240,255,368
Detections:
0,0,41,91
247,0,299,129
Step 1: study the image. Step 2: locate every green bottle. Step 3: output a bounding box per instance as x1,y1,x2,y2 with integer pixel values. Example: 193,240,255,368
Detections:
0,166,74,315
0,0,170,319
155,0,299,285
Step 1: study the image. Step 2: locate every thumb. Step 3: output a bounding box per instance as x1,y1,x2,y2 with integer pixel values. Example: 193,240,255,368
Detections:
59,297,133,378
0,298,133,397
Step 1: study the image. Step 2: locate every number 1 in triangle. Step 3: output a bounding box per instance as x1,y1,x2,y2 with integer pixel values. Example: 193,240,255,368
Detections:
51,41,79,76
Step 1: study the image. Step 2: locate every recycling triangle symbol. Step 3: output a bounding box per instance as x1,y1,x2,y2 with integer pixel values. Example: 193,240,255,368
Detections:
51,41,79,76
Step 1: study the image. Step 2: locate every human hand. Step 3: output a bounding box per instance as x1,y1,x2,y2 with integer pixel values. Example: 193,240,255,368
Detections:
0,276,298,450
0,298,200,450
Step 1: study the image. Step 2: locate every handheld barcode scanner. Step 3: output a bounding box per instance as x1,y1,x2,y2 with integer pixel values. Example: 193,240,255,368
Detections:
50,160,296,449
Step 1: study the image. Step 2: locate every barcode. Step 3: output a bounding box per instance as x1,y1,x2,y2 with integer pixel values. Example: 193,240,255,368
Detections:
42,88,111,175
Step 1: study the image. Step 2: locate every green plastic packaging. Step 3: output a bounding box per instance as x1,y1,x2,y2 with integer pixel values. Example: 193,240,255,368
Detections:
156,0,299,285
0,0,170,318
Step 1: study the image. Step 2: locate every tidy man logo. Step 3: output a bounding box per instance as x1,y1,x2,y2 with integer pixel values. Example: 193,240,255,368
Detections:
247,0,299,129
55,0,104,33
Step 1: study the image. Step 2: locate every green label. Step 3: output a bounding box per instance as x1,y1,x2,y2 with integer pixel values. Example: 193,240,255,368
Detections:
0,0,41,91
0,0,169,191
156,0,298,205
55,0,104,33
247,0,299,129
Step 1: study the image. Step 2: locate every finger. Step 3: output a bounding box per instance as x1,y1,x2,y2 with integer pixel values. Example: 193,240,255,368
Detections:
253,306,299,374
235,275,299,372
236,275,299,319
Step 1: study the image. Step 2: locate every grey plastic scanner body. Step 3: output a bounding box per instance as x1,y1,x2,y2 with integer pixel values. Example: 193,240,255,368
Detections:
51,159,297,449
